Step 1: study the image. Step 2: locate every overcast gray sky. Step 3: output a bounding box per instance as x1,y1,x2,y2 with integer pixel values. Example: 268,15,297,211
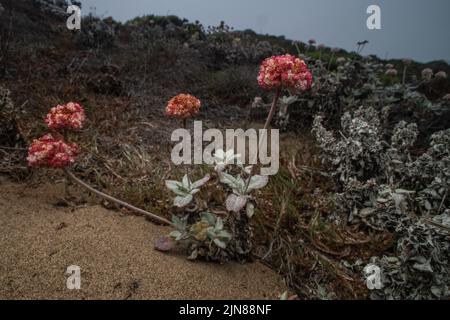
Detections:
79,0,450,63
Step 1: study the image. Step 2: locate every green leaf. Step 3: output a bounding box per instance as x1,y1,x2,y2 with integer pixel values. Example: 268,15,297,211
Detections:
215,217,224,230
213,238,227,249
207,228,217,240
174,194,193,207
169,230,183,241
247,175,269,192
246,202,255,218
217,230,232,240
165,180,187,196
226,194,248,212
171,215,187,231
219,172,239,189
191,174,210,189
189,188,200,195
165,180,181,191
187,249,198,260
201,212,216,226
182,174,190,189
280,291,289,300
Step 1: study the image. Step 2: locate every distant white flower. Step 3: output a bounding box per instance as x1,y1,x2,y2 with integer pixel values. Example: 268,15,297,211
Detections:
251,97,264,109
385,68,398,76
421,68,433,81
435,71,447,79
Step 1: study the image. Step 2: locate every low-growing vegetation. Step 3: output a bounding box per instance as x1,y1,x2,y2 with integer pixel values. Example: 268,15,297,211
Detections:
1,0,449,300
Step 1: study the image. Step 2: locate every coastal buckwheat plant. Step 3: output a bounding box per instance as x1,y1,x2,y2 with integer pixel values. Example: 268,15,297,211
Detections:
162,93,247,260
161,56,312,262
28,102,86,168
28,101,172,226
162,146,269,261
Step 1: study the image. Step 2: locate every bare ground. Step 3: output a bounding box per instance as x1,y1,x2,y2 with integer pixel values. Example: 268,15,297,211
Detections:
0,179,286,300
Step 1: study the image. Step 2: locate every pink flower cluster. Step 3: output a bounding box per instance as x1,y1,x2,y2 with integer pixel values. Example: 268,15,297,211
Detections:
45,102,86,130
385,68,398,76
257,54,313,91
166,94,201,118
27,134,78,169
435,71,447,79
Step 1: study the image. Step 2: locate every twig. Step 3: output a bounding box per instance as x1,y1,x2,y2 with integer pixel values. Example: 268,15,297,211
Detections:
423,218,450,233
0,146,27,150
64,168,174,226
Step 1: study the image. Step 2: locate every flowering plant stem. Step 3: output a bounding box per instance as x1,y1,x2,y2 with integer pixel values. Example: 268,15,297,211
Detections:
243,87,281,193
182,118,191,188
328,52,335,71
402,65,408,85
64,168,174,226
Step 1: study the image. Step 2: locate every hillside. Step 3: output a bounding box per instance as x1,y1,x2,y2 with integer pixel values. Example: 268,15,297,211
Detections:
1,0,449,300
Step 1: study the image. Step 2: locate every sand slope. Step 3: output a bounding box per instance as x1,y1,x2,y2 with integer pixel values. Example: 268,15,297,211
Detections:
0,181,285,300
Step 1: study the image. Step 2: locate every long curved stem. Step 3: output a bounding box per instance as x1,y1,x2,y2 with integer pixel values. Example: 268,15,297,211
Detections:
243,87,281,193
64,168,174,226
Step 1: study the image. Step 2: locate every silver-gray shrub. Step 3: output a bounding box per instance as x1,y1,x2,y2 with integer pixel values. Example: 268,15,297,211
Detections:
312,106,450,299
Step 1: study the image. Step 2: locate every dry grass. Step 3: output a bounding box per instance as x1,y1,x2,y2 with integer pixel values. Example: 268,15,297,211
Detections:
250,132,394,299
0,1,404,299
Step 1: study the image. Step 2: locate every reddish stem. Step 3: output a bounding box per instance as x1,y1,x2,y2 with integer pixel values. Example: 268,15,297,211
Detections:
244,87,281,192
64,168,174,226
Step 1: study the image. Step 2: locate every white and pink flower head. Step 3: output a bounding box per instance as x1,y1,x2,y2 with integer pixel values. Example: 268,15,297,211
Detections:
166,94,201,119
45,102,86,130
27,134,79,169
257,54,313,92
435,71,448,79
385,68,398,76
402,58,412,65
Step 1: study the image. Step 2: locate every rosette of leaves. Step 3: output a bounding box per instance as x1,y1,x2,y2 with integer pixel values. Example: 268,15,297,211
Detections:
170,212,232,260
165,174,210,207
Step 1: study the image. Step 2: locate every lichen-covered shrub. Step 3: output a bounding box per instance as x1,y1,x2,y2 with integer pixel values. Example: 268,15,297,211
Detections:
312,106,450,299
202,22,283,66
312,106,384,184
79,15,116,48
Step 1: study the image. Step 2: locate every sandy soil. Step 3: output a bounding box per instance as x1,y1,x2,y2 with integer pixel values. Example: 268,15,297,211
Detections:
0,179,286,300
